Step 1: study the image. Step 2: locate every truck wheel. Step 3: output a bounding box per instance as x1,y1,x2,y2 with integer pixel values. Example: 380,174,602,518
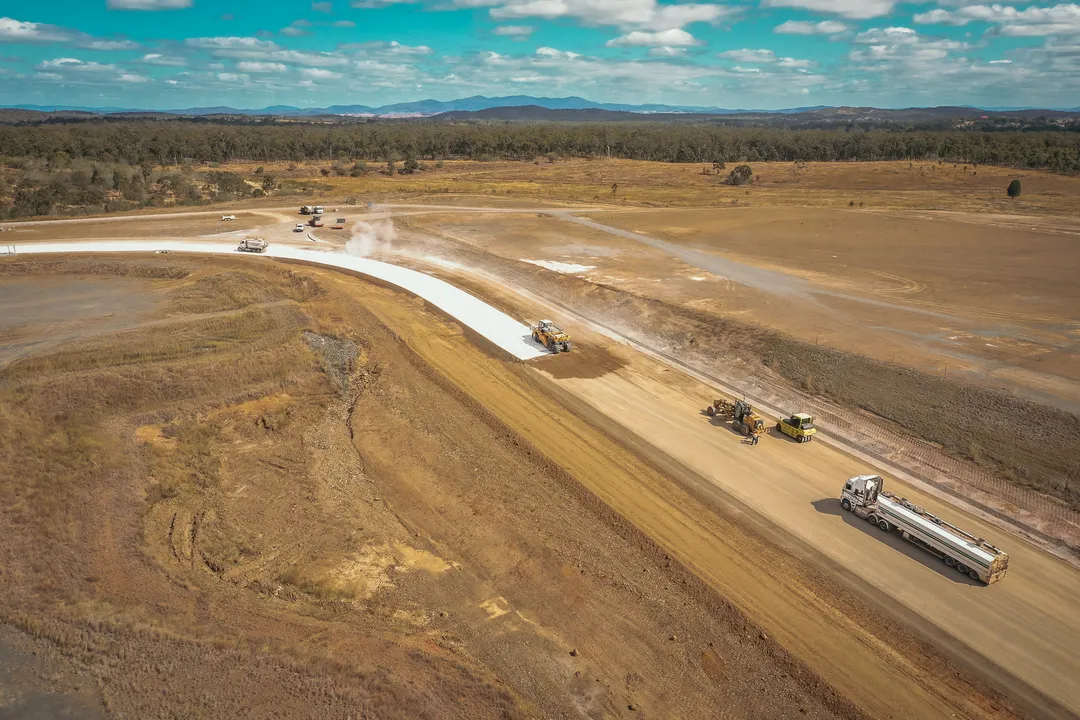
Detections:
841,498,852,512
776,423,782,431
968,569,981,581
878,519,891,532
944,556,957,567
867,514,878,526
956,562,970,575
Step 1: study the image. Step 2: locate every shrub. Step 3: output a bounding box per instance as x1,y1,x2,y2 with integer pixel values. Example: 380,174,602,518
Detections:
727,164,753,186
1007,179,1022,198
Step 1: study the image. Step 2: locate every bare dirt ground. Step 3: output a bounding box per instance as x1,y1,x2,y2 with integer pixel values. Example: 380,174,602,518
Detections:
3,161,1079,720
1,257,867,720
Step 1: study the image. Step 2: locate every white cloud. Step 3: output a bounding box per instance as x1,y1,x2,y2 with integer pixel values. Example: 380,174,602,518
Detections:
493,24,534,35
535,46,581,59
0,17,67,42
484,0,734,32
301,67,343,79
186,36,280,50
915,4,1080,36
648,45,685,56
85,39,141,50
281,19,312,36
312,1,334,11
732,65,761,73
855,26,968,49
607,28,699,47
333,20,357,27
107,0,193,8
913,9,971,26
116,72,149,83
216,72,245,82
774,19,850,34
141,53,186,66
989,58,1012,63
339,40,431,55
718,48,776,62
37,58,117,72
237,61,288,72
777,57,813,67
761,0,893,19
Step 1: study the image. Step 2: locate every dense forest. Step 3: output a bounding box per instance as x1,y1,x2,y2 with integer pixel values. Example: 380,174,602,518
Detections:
1,120,1078,173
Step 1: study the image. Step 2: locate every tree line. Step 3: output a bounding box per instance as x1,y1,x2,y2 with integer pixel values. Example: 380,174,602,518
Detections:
0,120,1078,174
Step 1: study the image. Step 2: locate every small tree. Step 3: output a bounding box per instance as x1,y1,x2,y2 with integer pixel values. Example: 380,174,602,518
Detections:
403,156,419,174
1007,179,1022,198
727,164,753,186
386,159,396,175
261,175,276,192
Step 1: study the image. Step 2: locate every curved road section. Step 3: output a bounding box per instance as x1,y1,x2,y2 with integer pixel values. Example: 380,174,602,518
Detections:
13,240,547,361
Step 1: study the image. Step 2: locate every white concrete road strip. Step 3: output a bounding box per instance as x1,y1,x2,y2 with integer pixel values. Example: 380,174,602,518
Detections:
14,240,548,361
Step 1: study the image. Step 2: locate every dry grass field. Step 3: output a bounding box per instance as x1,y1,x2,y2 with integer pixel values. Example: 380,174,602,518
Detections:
202,158,1080,215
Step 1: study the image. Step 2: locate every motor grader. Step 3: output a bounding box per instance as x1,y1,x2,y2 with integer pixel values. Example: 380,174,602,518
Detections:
706,398,765,436
777,413,817,443
532,320,571,353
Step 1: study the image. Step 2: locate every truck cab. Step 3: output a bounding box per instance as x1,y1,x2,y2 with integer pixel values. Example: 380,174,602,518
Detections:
841,475,882,514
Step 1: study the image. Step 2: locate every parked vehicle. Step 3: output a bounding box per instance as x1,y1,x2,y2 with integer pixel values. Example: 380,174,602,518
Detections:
294,224,306,232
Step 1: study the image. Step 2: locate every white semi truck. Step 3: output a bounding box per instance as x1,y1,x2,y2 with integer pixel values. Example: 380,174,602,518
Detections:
841,475,1009,584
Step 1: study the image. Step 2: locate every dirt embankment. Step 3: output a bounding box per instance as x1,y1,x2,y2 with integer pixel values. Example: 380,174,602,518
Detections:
0,256,857,719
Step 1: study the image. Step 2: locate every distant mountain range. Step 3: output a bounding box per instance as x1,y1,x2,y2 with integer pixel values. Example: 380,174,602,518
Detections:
7,95,1077,119
2,97,1078,126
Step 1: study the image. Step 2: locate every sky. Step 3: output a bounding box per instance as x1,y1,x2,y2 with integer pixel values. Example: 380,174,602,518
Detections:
0,0,1078,110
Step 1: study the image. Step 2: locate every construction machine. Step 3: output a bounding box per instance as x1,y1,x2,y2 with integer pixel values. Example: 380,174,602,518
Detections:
731,400,766,436
531,320,571,353
777,413,817,443
705,399,732,418
309,215,324,228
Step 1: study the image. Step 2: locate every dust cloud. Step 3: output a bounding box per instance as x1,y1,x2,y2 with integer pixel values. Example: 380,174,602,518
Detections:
345,219,397,258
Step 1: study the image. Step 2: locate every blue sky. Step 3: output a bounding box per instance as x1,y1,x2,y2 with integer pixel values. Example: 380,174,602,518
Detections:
0,0,1077,109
